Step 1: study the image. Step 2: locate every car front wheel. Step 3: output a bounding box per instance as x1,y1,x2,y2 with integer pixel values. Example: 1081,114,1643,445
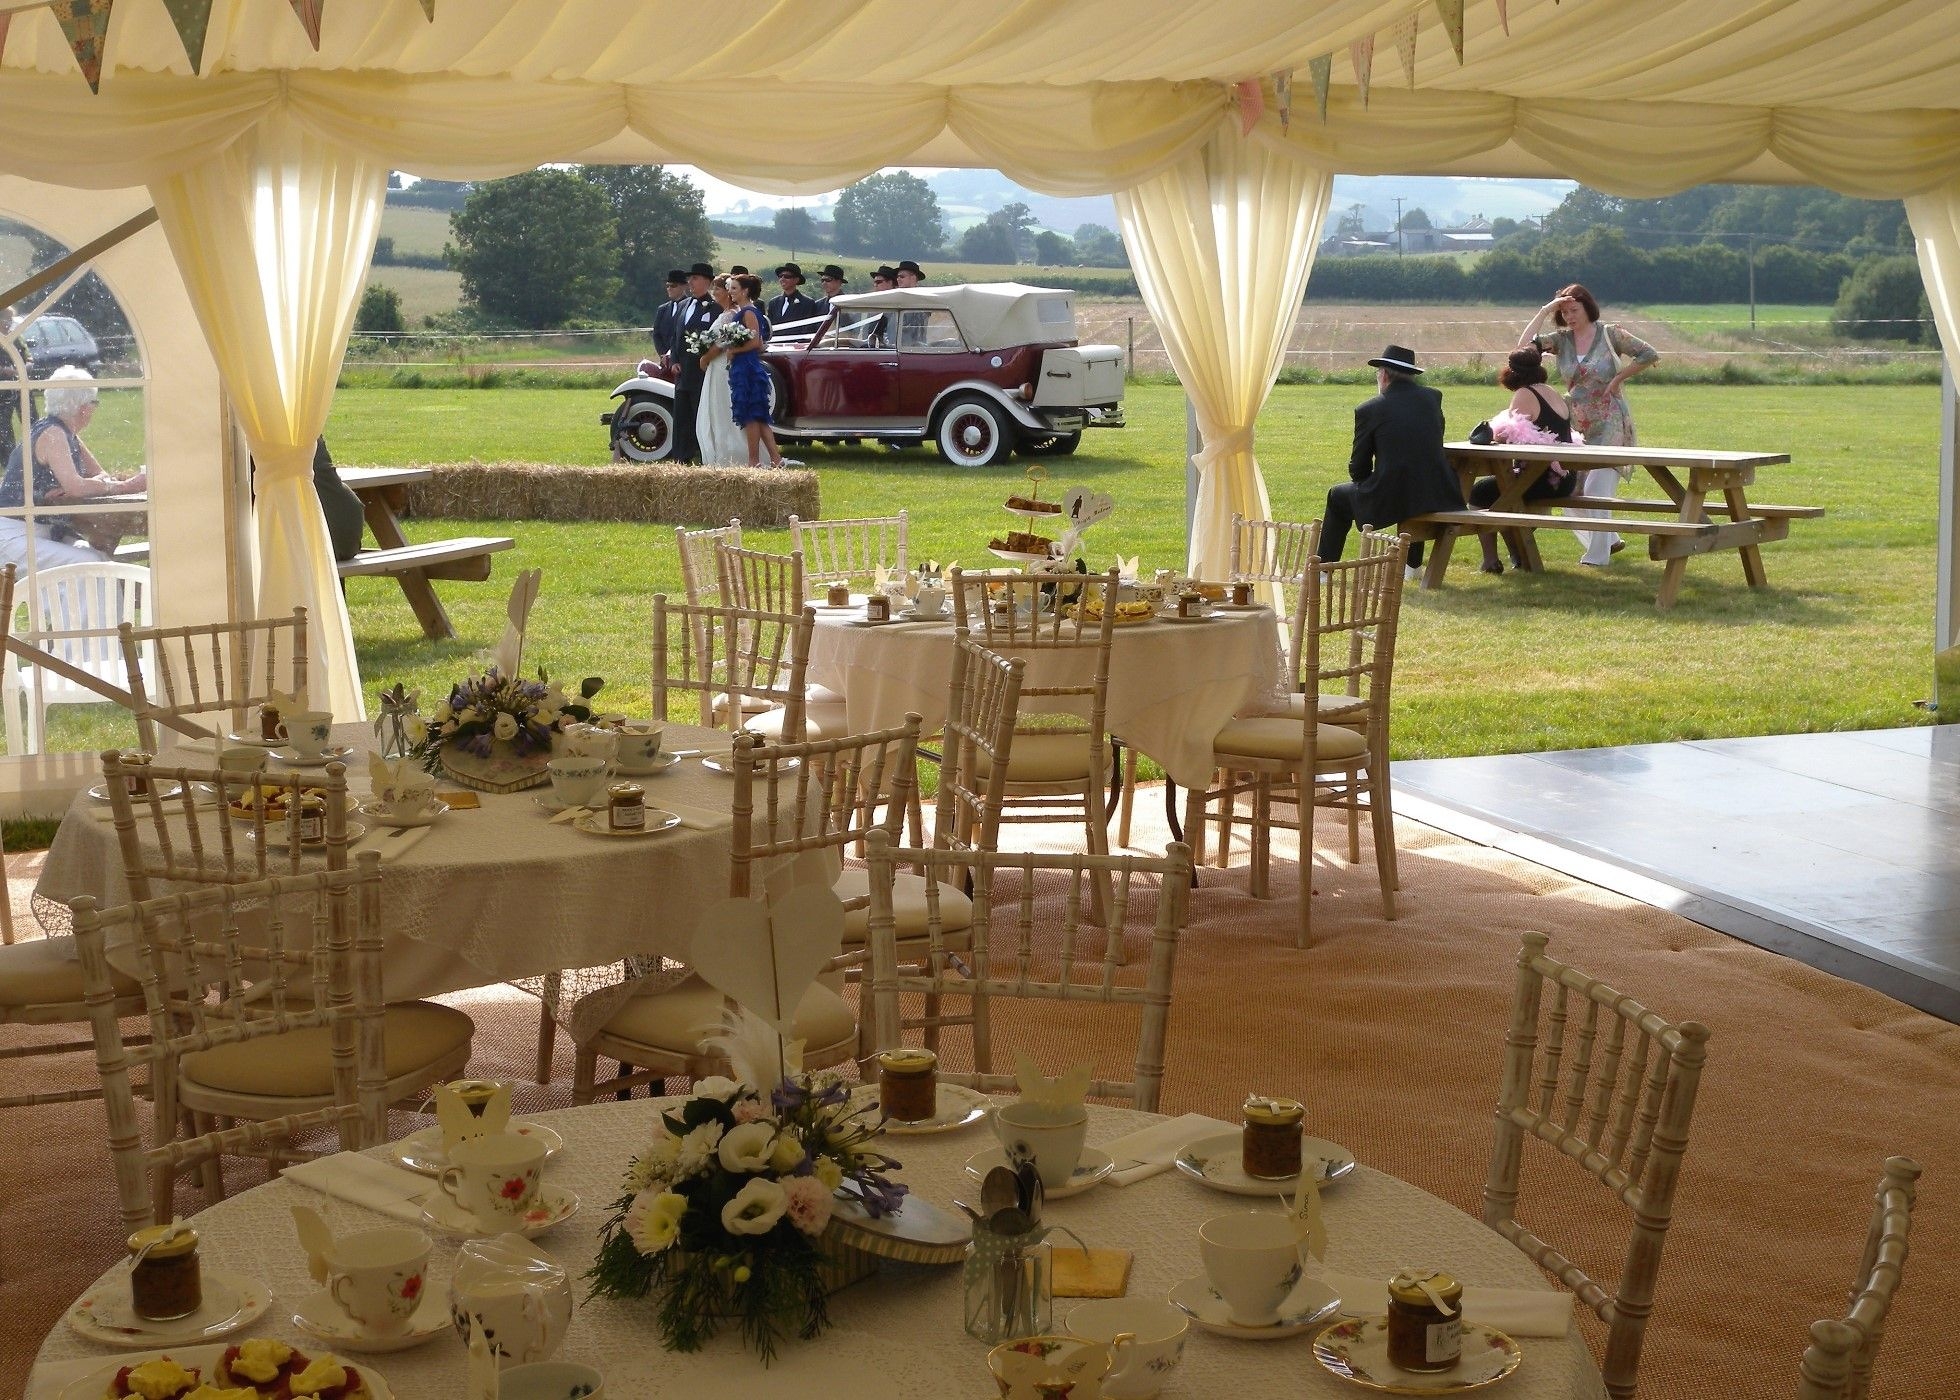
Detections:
934,396,1013,467
612,395,674,462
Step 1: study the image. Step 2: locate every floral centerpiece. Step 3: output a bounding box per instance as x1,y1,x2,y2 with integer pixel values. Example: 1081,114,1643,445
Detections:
586,1061,905,1363
408,667,604,792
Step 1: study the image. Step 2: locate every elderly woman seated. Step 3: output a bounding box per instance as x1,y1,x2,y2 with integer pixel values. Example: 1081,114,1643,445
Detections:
0,365,146,568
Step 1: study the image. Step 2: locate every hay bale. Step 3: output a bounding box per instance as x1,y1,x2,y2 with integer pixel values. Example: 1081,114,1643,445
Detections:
398,462,819,529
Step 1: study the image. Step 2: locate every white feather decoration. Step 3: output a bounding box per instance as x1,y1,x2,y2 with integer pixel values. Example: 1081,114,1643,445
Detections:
698,1003,806,1089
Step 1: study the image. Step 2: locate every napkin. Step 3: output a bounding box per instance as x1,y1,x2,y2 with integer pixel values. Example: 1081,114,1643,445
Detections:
1322,1271,1573,1338
350,824,432,862
282,1151,432,1223
659,800,734,831
1100,1112,1239,1185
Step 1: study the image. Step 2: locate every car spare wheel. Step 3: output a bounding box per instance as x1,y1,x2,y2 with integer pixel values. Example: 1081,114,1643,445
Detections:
613,396,674,462
1020,432,1083,457
934,395,1013,467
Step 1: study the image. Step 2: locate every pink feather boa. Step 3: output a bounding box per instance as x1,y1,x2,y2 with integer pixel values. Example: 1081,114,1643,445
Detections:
1488,407,1584,481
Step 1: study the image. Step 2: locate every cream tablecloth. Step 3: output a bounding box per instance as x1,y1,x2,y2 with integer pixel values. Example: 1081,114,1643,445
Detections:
31,1101,1604,1399
806,606,1286,789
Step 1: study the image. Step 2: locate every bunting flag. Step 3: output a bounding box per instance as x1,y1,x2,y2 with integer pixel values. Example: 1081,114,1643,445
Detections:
49,0,114,93
1495,0,1510,35
1393,12,1420,87
1307,54,1332,122
161,0,215,73
288,0,325,48
0,14,10,63
1231,78,1265,137
1274,68,1294,133
1349,34,1375,107
1434,0,1466,63
417,0,435,17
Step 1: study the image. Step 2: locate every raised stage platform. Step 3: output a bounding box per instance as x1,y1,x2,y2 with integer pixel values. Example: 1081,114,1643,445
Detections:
1394,725,1960,1022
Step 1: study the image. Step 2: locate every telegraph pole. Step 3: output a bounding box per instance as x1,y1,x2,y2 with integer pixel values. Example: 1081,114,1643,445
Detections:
1393,196,1405,257
1747,235,1757,332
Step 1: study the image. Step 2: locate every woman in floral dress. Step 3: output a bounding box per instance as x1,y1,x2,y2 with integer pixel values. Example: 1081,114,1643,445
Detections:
1518,283,1660,567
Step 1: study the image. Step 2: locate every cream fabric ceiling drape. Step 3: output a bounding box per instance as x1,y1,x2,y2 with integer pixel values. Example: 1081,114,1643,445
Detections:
1907,182,1960,371
1117,131,1333,586
148,109,384,719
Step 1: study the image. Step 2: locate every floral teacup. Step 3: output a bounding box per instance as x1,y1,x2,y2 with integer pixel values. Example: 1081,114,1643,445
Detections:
987,1335,1132,1399
439,1133,546,1230
327,1226,430,1338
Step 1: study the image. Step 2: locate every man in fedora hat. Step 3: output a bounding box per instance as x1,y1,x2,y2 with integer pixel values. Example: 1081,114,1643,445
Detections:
1315,344,1462,568
894,259,925,287
768,263,821,328
810,264,848,320
670,261,720,464
652,269,687,370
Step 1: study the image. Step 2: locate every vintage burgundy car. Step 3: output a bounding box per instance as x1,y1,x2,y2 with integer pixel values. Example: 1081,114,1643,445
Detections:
601,283,1125,467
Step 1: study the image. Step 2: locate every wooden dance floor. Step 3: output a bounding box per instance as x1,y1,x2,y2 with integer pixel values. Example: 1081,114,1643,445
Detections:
1394,725,1960,1022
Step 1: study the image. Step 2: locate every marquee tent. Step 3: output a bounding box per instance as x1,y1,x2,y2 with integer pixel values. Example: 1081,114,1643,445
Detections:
0,0,1957,725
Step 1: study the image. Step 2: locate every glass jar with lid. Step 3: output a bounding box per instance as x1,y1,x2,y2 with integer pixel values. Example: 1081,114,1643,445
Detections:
1386,1269,1463,1372
127,1224,203,1321
607,781,646,831
878,1048,938,1122
1241,1094,1305,1179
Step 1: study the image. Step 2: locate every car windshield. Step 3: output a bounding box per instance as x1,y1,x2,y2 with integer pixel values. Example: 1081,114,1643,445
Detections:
816,309,891,350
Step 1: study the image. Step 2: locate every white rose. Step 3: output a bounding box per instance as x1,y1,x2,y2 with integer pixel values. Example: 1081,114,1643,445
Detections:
813,1157,844,1192
492,711,519,741
675,1121,724,1175
721,1177,788,1236
693,1076,745,1102
769,1133,806,1174
717,1121,778,1174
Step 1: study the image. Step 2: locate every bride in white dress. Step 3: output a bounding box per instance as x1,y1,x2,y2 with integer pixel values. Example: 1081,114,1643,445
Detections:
695,278,746,467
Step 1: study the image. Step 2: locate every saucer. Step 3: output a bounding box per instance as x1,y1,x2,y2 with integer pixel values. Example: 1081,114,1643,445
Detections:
421,1185,579,1239
66,1270,270,1347
848,1082,991,1135
571,809,681,838
813,597,865,610
224,730,286,748
1170,1274,1342,1339
86,780,186,804
896,607,949,622
269,744,356,767
616,749,681,776
246,819,366,850
1162,611,1217,624
293,1287,450,1353
1312,1316,1522,1391
362,798,449,829
964,1147,1115,1199
847,616,901,627
394,1121,567,1176
532,794,599,815
700,754,799,776
1174,1132,1355,1196
1213,601,1265,611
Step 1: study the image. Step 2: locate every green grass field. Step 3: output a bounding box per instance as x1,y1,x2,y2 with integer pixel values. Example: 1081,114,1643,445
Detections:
313,381,1940,762
378,205,452,257
1628,303,1843,329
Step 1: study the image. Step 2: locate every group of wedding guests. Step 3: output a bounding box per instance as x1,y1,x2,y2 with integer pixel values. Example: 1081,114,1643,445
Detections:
1315,280,1660,578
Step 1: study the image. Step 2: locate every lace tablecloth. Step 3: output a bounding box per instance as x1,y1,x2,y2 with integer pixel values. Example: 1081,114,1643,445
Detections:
31,1101,1603,1399
807,607,1286,788
30,723,832,1039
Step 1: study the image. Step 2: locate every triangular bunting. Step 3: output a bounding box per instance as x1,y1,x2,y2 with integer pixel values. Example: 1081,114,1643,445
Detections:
1433,0,1465,63
287,0,325,49
1349,35,1374,107
0,14,10,63
1393,12,1419,87
417,0,435,17
1274,68,1294,134
1308,54,1332,122
1495,0,1510,35
49,0,114,93
1231,78,1265,137
160,0,214,74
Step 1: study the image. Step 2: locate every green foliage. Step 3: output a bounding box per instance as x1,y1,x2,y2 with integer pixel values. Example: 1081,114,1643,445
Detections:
578,165,715,322
1034,230,1074,265
772,207,821,255
959,219,1018,264
448,170,622,328
387,178,473,210
1834,256,1933,343
1540,183,1910,255
354,283,405,336
1398,207,1432,231
1071,223,1129,268
831,172,944,258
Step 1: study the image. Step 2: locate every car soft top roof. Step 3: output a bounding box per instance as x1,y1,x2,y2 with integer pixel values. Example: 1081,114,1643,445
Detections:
829,282,1075,352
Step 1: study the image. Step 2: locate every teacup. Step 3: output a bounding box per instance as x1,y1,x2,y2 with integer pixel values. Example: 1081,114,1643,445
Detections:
986,1335,1130,1399
912,584,947,618
499,1361,606,1400
217,745,266,775
546,754,612,808
439,1133,547,1230
275,709,334,759
993,1101,1089,1191
1198,1212,1303,1327
370,787,439,823
326,1225,431,1338
1066,1298,1188,1400
614,722,665,773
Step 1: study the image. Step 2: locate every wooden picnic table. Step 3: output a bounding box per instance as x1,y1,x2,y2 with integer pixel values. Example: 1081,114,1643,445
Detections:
1405,441,1821,610
333,465,513,641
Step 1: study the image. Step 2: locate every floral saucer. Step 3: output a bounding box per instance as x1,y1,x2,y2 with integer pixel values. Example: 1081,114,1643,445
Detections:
616,750,681,776
393,1121,566,1177
361,798,449,829
246,820,366,851
964,1147,1115,1199
66,1269,269,1347
1311,1317,1522,1392
571,809,681,838
293,1286,450,1353
87,780,186,804
848,1082,991,1135
1173,1132,1355,1196
699,753,799,776
420,1186,579,1240
268,744,357,767
1169,1275,1342,1340
224,730,285,748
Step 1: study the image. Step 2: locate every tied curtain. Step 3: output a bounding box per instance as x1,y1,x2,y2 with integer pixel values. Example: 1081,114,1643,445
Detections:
148,110,384,719
1904,181,1960,698
1116,131,1333,587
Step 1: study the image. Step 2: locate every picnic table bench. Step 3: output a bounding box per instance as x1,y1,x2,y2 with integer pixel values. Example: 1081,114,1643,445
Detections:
1406,442,1821,610
334,466,514,641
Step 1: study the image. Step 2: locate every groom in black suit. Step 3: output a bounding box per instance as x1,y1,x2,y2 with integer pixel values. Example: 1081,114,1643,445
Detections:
1315,344,1463,566
670,262,719,464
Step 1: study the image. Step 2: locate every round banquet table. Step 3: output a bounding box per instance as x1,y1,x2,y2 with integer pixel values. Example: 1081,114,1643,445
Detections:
31,1101,1605,1399
30,721,833,1040
806,603,1287,790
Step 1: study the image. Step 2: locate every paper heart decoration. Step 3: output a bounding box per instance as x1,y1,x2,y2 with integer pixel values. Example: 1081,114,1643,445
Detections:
266,687,305,716
434,1079,512,1151
1112,555,1139,582
688,885,845,1038
873,566,891,592
368,752,435,805
1062,486,1115,532
1014,1052,1092,1110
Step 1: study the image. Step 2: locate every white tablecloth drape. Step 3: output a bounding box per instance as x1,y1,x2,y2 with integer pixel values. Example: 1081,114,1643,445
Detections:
30,1100,1605,1400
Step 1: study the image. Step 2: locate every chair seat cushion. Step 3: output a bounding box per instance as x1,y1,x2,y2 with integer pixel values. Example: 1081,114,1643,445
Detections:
0,937,141,1007
744,702,847,742
806,683,846,707
1211,718,1369,765
1270,692,1368,725
180,1001,474,1098
973,732,1109,783
600,975,855,1055
832,867,974,946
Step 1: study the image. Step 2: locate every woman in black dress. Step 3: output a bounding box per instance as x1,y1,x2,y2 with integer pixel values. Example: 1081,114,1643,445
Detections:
1471,347,1579,574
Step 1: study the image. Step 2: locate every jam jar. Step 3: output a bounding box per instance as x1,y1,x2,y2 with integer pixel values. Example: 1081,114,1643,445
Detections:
1229,580,1253,607
123,752,154,797
865,594,892,622
607,781,647,831
1241,1095,1305,1179
826,582,851,607
1176,590,1202,618
294,793,327,846
127,1224,203,1321
878,1048,939,1122
259,702,281,741
1386,1269,1463,1372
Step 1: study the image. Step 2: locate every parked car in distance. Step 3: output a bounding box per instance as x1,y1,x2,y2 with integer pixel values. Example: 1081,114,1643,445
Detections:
16,314,101,373
601,283,1125,466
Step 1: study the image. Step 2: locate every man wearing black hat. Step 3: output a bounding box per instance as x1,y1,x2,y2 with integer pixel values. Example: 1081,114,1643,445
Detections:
652,270,687,370
894,260,924,287
810,265,848,320
863,266,900,346
1315,344,1462,567
670,262,720,464
768,264,821,328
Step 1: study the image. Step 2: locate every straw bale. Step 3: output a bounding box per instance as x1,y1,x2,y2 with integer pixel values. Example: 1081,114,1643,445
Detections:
398,462,819,529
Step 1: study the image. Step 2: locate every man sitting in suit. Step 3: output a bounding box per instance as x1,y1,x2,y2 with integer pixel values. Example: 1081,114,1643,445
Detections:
768,263,821,329
1315,344,1463,570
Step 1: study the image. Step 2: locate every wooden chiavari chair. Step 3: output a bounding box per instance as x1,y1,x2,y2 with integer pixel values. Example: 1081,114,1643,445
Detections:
1793,1156,1920,1400
676,519,741,609
119,607,309,752
789,511,909,592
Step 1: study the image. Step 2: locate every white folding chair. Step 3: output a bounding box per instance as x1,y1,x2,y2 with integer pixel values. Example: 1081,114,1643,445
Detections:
4,560,152,754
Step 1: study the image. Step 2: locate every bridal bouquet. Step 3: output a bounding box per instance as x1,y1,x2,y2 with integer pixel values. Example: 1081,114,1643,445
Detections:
683,329,714,356
714,321,757,349
587,1063,906,1363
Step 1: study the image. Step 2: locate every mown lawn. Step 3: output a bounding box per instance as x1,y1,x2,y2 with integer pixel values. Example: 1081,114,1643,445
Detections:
320,380,1941,760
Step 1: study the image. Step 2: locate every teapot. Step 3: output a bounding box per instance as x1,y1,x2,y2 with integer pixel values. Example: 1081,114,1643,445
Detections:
448,1233,573,1366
